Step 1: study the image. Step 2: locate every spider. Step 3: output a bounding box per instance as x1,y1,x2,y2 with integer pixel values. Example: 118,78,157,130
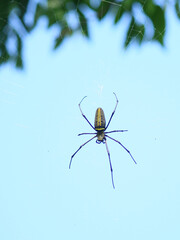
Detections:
69,93,136,188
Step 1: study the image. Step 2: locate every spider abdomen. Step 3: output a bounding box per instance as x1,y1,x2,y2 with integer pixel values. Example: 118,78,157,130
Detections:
94,108,106,131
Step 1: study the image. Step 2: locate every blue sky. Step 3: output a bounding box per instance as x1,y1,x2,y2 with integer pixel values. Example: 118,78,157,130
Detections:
0,3,180,240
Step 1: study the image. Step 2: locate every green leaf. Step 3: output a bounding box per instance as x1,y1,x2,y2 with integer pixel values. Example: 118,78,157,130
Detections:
124,17,135,47
54,34,64,49
16,56,23,68
32,4,46,29
143,0,155,16
18,0,29,19
175,0,180,19
0,45,9,64
114,4,124,23
144,2,165,45
77,9,89,37
13,30,23,68
124,17,145,48
97,1,111,20
47,10,60,28
54,27,72,49
113,0,134,24
151,6,165,45
137,24,145,44
123,0,134,11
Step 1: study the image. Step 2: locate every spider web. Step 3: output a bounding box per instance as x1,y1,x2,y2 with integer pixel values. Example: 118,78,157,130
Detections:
0,0,169,69
102,0,166,46
51,0,167,49
0,0,170,113
0,1,180,228
0,0,173,110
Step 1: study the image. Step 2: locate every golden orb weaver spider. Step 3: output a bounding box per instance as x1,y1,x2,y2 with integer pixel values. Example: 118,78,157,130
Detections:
69,93,136,188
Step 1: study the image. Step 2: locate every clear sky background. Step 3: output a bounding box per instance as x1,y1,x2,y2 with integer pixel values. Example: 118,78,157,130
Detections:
0,2,180,240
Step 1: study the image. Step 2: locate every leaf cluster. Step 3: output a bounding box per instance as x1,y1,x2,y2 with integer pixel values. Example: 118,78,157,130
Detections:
0,0,180,68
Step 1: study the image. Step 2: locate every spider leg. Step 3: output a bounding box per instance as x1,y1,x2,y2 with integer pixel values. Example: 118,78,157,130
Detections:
105,92,119,130
105,135,137,164
105,140,115,189
105,130,128,134
69,135,96,169
78,132,96,136
79,96,95,130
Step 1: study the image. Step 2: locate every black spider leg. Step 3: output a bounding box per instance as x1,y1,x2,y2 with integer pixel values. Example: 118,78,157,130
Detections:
105,92,119,130
105,140,115,189
79,96,95,130
105,135,137,164
69,136,96,169
105,130,128,134
103,140,115,189
78,132,96,136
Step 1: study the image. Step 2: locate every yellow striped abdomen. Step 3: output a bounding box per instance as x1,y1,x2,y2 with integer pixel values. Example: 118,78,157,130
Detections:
94,108,106,131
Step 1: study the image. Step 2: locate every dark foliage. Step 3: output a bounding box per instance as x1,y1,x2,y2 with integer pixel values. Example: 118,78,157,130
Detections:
0,0,179,68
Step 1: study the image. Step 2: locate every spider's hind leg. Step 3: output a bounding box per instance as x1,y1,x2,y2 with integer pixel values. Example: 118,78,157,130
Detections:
105,135,136,164
105,140,115,189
